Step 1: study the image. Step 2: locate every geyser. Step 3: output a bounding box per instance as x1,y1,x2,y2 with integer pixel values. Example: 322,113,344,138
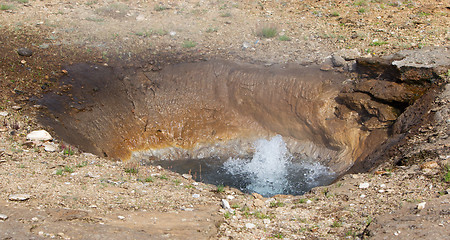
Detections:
37,58,404,196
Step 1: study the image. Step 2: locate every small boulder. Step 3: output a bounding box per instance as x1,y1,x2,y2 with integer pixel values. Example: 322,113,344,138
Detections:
331,54,346,67
17,48,33,57
221,199,231,211
359,182,370,189
26,130,52,141
0,214,8,220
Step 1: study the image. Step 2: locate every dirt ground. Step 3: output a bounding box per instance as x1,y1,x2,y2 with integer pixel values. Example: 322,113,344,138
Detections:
0,0,449,239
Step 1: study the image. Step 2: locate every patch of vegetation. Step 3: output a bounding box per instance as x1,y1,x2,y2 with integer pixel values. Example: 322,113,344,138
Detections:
269,201,285,208
297,198,307,204
354,0,367,6
64,166,74,173
278,35,291,41
1,4,14,10
206,27,218,33
56,169,63,175
182,40,197,48
86,0,97,6
224,211,231,219
358,8,366,13
217,184,225,192
154,5,168,11
14,0,28,3
124,167,138,174
443,165,450,183
253,211,272,219
144,176,153,182
159,174,168,180
76,161,88,168
331,221,342,227
231,203,240,209
330,11,340,17
370,40,388,46
257,26,278,38
272,232,284,239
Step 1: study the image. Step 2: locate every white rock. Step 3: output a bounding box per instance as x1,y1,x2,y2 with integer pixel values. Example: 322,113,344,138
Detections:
136,14,145,21
86,172,99,178
169,31,176,36
9,194,31,201
226,195,235,200
245,223,256,229
192,182,199,186
43,142,58,152
0,214,8,220
359,182,370,189
0,111,8,117
306,200,312,204
26,130,52,141
192,194,200,198
417,202,426,210
221,199,231,210
182,174,192,179
263,219,270,225
31,217,39,222
380,184,386,188
360,194,366,198
118,216,125,220
11,106,22,110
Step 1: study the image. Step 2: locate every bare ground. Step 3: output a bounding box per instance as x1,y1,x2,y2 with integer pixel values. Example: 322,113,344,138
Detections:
0,0,449,239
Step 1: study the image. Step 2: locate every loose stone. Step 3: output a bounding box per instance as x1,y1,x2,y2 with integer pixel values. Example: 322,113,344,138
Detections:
417,202,426,210
118,216,125,220
43,142,58,152
359,182,370,189
0,111,8,117
9,194,31,201
0,214,8,220
17,48,33,57
221,199,231,210
11,106,22,110
245,223,256,229
26,130,52,141
182,174,192,179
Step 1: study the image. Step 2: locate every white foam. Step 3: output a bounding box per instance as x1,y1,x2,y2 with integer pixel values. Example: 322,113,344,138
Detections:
224,135,334,196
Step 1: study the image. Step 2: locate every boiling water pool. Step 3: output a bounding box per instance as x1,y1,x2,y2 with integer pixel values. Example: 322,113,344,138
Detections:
148,135,336,197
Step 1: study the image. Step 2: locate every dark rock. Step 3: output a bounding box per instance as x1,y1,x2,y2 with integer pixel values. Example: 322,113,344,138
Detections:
354,79,418,103
17,48,33,57
363,117,392,130
338,92,399,121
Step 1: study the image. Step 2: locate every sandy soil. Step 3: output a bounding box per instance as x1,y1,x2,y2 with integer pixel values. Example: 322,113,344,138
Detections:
0,0,449,239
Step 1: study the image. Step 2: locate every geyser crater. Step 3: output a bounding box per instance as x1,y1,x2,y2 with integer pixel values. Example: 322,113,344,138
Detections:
37,55,436,196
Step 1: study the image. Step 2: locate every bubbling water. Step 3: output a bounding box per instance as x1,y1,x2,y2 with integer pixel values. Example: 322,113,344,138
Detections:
224,135,291,196
147,135,336,197
224,135,335,197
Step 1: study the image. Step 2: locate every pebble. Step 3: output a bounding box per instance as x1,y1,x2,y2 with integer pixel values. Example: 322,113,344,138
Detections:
11,106,22,110
221,199,231,210
331,54,346,67
263,219,270,225
0,111,8,117
9,194,31,201
26,130,52,141
226,195,235,200
43,142,58,152
17,48,33,57
0,214,8,220
192,182,199,186
182,174,192,179
417,202,426,210
86,172,100,178
31,217,39,222
118,216,125,220
245,223,256,229
306,200,312,204
359,182,370,189
192,194,200,198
